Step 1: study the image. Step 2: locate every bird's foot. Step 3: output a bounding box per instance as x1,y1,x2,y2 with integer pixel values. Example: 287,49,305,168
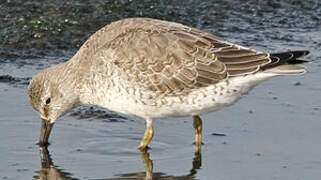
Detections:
192,142,204,145
138,145,151,152
36,141,51,147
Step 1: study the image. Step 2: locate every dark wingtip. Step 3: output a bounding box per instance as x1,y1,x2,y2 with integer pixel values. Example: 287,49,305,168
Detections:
288,59,311,64
264,50,311,70
292,50,310,58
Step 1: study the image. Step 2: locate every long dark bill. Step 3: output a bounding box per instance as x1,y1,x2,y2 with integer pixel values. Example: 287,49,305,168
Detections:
39,119,55,147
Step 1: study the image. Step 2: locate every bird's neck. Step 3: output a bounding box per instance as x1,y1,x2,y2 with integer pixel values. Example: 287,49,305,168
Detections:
65,57,97,106
66,51,116,107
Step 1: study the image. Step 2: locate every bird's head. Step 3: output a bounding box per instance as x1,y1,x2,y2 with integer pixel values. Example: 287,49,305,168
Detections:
28,65,80,146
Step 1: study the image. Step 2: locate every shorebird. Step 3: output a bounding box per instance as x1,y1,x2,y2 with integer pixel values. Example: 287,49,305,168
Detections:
28,18,310,151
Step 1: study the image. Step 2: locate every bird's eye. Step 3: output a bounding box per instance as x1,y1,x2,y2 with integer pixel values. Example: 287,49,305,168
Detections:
45,98,51,105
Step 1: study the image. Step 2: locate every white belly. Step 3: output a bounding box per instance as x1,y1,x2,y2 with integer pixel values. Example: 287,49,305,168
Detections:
84,72,277,120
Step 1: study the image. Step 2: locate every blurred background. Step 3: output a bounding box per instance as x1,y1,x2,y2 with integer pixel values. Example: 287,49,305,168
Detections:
1,0,320,180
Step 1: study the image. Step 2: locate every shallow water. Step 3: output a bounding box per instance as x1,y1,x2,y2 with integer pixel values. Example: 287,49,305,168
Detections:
1,1,321,180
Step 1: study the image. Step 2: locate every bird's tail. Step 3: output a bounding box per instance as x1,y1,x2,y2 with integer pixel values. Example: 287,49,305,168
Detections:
262,50,310,75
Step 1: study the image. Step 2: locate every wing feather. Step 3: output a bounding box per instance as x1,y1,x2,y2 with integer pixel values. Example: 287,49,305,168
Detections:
105,18,273,94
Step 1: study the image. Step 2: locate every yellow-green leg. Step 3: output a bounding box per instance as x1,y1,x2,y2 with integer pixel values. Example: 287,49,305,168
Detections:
138,118,154,151
193,115,203,152
141,149,153,179
190,150,202,176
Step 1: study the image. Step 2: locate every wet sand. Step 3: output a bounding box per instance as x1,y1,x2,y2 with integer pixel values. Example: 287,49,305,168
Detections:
1,1,321,179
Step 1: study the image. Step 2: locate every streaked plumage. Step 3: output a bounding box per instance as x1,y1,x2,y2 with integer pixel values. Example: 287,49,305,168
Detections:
28,18,310,150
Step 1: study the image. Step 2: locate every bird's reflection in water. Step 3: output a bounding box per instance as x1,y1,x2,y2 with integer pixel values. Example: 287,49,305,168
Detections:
33,147,202,180
33,147,78,180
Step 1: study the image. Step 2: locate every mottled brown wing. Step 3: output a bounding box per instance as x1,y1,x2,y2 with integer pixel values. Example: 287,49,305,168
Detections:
109,18,271,94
